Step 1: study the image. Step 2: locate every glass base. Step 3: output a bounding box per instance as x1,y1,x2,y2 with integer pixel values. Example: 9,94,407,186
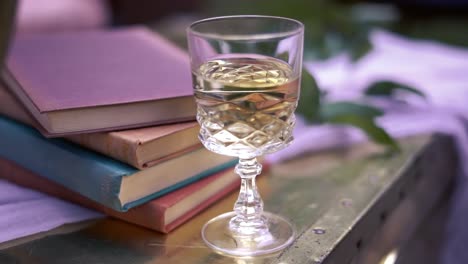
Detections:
201,211,295,257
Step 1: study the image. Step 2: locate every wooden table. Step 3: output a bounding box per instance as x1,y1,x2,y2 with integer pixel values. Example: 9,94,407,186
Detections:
0,134,457,264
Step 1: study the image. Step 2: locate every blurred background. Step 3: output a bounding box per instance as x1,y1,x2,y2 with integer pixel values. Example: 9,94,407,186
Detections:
16,0,468,60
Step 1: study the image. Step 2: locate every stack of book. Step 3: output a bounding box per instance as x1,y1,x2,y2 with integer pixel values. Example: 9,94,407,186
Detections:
0,26,239,233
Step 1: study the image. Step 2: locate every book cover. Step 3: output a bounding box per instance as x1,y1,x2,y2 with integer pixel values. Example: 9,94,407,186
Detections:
5,26,196,135
0,158,240,233
0,115,237,212
0,84,201,169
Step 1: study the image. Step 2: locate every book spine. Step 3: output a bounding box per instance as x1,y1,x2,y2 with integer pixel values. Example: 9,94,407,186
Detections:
0,116,135,211
67,132,140,169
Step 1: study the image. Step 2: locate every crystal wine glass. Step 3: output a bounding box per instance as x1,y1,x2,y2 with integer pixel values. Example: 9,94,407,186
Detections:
187,15,304,257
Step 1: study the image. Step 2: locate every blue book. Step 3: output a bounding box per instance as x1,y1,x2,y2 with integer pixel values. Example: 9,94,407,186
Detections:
0,116,236,212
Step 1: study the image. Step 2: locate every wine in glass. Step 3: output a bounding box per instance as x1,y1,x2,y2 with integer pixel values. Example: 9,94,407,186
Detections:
187,15,304,257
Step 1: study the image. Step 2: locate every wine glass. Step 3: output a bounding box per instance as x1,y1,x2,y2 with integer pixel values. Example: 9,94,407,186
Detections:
187,15,304,257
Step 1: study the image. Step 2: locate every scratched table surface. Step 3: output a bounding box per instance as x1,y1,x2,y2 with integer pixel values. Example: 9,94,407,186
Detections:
0,134,457,264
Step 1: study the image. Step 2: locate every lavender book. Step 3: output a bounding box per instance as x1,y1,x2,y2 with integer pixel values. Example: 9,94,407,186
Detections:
4,26,196,136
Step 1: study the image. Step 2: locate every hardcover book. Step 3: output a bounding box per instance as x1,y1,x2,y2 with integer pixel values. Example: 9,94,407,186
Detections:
0,116,237,212
4,26,196,135
0,158,240,233
0,66,201,169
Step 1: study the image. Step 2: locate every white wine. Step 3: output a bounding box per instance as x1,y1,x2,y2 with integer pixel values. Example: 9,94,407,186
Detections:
193,56,300,157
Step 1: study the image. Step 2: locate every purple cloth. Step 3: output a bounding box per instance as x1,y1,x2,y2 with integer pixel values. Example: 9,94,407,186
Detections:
0,179,102,243
267,30,468,264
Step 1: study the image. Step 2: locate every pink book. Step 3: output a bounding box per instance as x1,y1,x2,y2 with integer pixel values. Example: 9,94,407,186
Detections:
4,26,196,136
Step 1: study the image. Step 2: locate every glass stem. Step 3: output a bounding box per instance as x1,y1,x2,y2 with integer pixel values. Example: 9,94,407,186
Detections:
230,157,268,236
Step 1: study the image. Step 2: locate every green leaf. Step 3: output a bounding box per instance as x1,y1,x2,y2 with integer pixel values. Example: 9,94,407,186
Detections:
277,51,290,62
325,114,400,151
364,80,426,99
320,102,384,120
349,35,373,62
297,69,321,123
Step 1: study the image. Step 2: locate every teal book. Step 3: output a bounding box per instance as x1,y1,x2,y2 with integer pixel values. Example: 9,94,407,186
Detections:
0,116,236,212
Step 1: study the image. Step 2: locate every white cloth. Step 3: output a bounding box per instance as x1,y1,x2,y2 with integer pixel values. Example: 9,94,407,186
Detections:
0,180,102,243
